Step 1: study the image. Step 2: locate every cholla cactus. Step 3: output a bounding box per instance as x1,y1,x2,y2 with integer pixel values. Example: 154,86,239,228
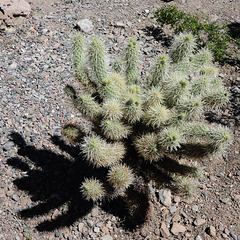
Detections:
64,33,232,204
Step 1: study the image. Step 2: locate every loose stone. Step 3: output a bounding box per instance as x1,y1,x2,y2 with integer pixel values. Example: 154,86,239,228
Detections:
159,189,171,206
171,222,186,235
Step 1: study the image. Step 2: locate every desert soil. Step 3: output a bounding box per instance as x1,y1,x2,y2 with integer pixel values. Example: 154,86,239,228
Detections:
0,0,239,239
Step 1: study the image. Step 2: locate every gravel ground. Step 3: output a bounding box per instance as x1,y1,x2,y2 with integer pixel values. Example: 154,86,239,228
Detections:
0,0,239,239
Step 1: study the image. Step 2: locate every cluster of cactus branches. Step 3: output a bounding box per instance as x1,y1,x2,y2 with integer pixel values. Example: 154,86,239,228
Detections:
64,32,232,203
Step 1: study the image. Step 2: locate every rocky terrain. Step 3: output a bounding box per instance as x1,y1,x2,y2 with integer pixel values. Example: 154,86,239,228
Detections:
0,0,239,239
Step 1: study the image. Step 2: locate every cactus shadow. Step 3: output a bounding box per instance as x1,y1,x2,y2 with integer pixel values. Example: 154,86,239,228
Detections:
227,22,240,44
7,132,151,231
144,26,172,47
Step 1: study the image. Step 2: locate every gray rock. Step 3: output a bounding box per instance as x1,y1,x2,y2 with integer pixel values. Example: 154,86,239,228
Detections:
101,235,113,240
78,223,84,232
159,189,171,206
148,185,155,196
201,191,208,198
171,222,186,235
192,205,199,212
160,222,170,237
8,63,18,71
4,141,15,149
208,226,216,237
91,207,98,217
231,86,240,94
55,230,62,237
12,194,19,201
170,206,177,214
230,232,237,240
87,219,94,228
195,235,203,240
114,21,125,28
77,19,94,33
220,197,230,204
194,218,206,226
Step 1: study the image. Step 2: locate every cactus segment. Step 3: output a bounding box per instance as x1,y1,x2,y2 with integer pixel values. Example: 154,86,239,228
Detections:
102,99,124,121
113,58,123,73
172,175,199,196
183,123,210,138
100,73,127,100
81,178,105,201
62,124,82,142
176,95,203,119
149,54,170,87
199,65,218,78
169,33,196,63
74,95,101,120
100,119,132,140
81,135,126,167
203,88,229,108
143,104,170,128
208,126,232,154
88,37,108,85
165,73,189,107
124,96,143,123
124,39,139,84
134,133,163,162
190,76,209,96
107,164,135,191
193,47,213,69
144,87,164,107
72,34,85,77
158,127,183,152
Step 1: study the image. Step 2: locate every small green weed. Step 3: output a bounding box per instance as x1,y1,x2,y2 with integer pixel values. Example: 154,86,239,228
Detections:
154,6,236,63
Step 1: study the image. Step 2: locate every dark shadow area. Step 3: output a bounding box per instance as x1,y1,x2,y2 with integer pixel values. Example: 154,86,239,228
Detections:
143,26,172,47
8,132,94,231
204,104,239,127
7,130,202,231
177,143,215,158
7,132,151,231
228,22,240,44
156,156,199,173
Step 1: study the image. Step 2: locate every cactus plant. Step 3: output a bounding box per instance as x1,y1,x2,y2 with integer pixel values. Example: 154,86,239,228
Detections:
64,33,232,205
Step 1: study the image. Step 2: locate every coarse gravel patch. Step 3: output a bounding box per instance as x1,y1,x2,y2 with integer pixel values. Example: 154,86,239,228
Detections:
0,0,239,239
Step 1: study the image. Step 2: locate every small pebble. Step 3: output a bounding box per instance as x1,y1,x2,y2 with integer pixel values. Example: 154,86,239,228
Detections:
87,220,94,228
12,195,19,202
192,205,199,212
170,206,177,214
195,235,203,240
55,230,61,237
230,232,237,240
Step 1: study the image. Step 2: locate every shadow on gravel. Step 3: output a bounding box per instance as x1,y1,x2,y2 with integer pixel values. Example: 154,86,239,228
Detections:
7,132,151,231
143,26,172,47
7,131,201,232
228,22,240,45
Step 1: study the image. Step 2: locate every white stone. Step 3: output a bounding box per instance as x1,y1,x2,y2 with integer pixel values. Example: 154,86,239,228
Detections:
78,223,84,232
115,20,125,28
159,189,171,206
77,19,94,33
195,235,203,240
